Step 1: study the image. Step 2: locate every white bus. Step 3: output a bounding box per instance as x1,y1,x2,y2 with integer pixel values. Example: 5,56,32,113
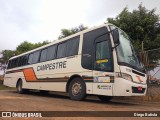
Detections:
4,23,147,101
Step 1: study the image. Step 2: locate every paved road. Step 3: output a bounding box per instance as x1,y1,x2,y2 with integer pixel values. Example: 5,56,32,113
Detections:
0,90,160,120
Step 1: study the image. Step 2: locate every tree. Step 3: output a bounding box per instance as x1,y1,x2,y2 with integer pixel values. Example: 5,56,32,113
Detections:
34,40,50,49
58,24,87,39
16,40,50,55
15,41,35,55
107,4,160,69
107,4,160,51
0,40,50,75
0,50,15,72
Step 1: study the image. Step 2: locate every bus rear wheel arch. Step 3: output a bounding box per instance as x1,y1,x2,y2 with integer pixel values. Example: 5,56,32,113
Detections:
68,77,86,101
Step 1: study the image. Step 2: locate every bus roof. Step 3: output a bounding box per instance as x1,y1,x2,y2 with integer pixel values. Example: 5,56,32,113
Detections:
9,23,112,60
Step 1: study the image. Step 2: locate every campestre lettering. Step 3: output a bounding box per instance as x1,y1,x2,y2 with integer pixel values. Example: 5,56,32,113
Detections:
37,61,67,71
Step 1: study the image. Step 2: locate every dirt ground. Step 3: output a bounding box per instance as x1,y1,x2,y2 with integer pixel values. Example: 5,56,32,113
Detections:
0,90,160,120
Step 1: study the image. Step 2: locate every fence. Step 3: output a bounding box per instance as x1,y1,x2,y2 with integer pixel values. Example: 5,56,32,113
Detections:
141,48,160,100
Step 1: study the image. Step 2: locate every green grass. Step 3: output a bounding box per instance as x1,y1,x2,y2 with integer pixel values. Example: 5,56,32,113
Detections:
0,84,15,90
0,84,7,90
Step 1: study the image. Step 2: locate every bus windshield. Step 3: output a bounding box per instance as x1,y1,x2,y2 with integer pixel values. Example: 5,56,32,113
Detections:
110,25,144,72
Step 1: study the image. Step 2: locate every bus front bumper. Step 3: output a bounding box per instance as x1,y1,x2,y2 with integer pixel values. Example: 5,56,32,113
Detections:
113,78,147,96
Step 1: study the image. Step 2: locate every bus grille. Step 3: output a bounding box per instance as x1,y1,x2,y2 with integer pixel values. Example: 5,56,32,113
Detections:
132,87,145,94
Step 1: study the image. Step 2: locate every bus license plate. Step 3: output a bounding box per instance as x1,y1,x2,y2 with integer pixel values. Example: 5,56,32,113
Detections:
138,86,142,91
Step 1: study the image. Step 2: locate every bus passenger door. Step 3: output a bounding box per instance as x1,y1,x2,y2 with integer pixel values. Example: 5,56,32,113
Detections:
92,33,114,96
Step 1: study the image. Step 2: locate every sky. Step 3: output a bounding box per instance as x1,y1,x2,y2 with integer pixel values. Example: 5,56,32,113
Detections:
0,0,160,75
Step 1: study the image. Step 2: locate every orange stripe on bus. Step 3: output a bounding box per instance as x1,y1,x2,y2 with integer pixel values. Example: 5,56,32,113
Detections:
23,68,37,81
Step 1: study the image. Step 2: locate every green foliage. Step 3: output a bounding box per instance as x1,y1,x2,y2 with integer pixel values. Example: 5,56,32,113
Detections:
0,84,15,90
0,50,15,70
0,40,50,72
16,41,35,55
147,48,160,70
107,4,160,51
107,4,160,70
16,40,50,55
0,85,8,90
58,24,87,39
34,41,50,49
0,50,15,64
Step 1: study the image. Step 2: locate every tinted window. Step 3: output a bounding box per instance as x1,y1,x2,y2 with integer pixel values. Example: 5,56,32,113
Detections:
11,59,15,68
47,45,56,60
32,51,40,64
28,53,33,64
18,57,22,66
10,60,14,69
7,54,28,69
96,41,111,60
57,42,66,58
7,60,12,69
40,49,47,62
12,59,17,68
9,60,14,69
82,27,108,70
66,36,79,56
95,40,112,71
16,55,28,67
22,55,28,65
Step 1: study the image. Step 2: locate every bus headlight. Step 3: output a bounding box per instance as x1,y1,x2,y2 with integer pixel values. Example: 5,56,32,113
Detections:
116,72,133,82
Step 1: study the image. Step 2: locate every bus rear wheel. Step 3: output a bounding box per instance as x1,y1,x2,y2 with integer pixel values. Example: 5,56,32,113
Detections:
98,95,112,102
16,80,25,94
68,78,86,101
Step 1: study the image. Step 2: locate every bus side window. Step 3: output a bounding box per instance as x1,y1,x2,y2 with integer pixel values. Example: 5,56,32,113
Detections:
32,51,40,64
17,55,28,67
13,58,18,68
17,57,22,67
28,53,33,64
7,60,11,69
47,45,57,60
66,36,80,57
57,42,66,59
10,60,14,68
28,51,40,64
23,55,28,65
40,49,47,62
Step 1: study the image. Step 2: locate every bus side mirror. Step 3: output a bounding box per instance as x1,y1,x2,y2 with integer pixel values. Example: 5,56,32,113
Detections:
113,29,120,44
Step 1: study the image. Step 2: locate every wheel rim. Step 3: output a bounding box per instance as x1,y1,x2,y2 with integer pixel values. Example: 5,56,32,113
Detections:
72,81,82,96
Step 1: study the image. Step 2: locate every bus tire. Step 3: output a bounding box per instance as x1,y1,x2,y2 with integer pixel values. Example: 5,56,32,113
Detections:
98,95,112,102
40,90,49,94
69,78,86,101
16,80,25,94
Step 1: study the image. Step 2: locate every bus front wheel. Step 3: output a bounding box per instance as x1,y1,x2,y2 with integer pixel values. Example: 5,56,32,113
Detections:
68,78,86,101
40,90,49,94
98,95,112,102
